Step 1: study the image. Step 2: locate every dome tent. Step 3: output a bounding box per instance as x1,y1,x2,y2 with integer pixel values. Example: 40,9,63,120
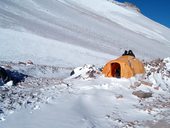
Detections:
102,55,145,78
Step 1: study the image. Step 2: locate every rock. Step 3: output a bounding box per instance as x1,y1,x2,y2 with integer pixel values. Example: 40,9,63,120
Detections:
134,82,141,87
132,90,152,98
140,80,153,87
130,82,141,89
160,62,166,68
0,109,3,114
70,70,75,76
154,86,159,90
18,61,26,65
122,2,141,13
27,60,33,65
147,72,151,77
86,70,96,78
116,95,123,99
0,67,10,84
150,68,156,72
4,64,12,69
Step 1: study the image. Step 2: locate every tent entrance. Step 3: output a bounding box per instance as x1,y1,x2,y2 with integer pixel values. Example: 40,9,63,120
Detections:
111,63,121,78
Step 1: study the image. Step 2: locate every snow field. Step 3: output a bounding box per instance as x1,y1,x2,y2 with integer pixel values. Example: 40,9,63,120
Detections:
1,59,170,128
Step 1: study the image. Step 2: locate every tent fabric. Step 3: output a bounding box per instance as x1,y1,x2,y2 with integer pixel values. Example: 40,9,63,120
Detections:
102,55,145,78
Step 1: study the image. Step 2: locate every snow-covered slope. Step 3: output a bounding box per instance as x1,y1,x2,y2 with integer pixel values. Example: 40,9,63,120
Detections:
0,28,112,67
0,0,170,66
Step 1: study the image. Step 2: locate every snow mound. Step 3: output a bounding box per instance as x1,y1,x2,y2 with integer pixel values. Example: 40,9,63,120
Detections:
69,64,101,79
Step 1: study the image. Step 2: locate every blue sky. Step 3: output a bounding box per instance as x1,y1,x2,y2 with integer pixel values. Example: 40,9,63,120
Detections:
116,0,170,28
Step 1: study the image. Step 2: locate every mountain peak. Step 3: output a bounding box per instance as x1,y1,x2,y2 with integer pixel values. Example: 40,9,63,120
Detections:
109,0,141,13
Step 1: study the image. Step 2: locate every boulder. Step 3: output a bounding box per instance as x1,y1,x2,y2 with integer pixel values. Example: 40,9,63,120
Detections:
140,80,153,87
132,90,152,98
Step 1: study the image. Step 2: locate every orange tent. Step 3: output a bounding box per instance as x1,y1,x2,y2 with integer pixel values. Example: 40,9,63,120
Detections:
102,55,145,78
